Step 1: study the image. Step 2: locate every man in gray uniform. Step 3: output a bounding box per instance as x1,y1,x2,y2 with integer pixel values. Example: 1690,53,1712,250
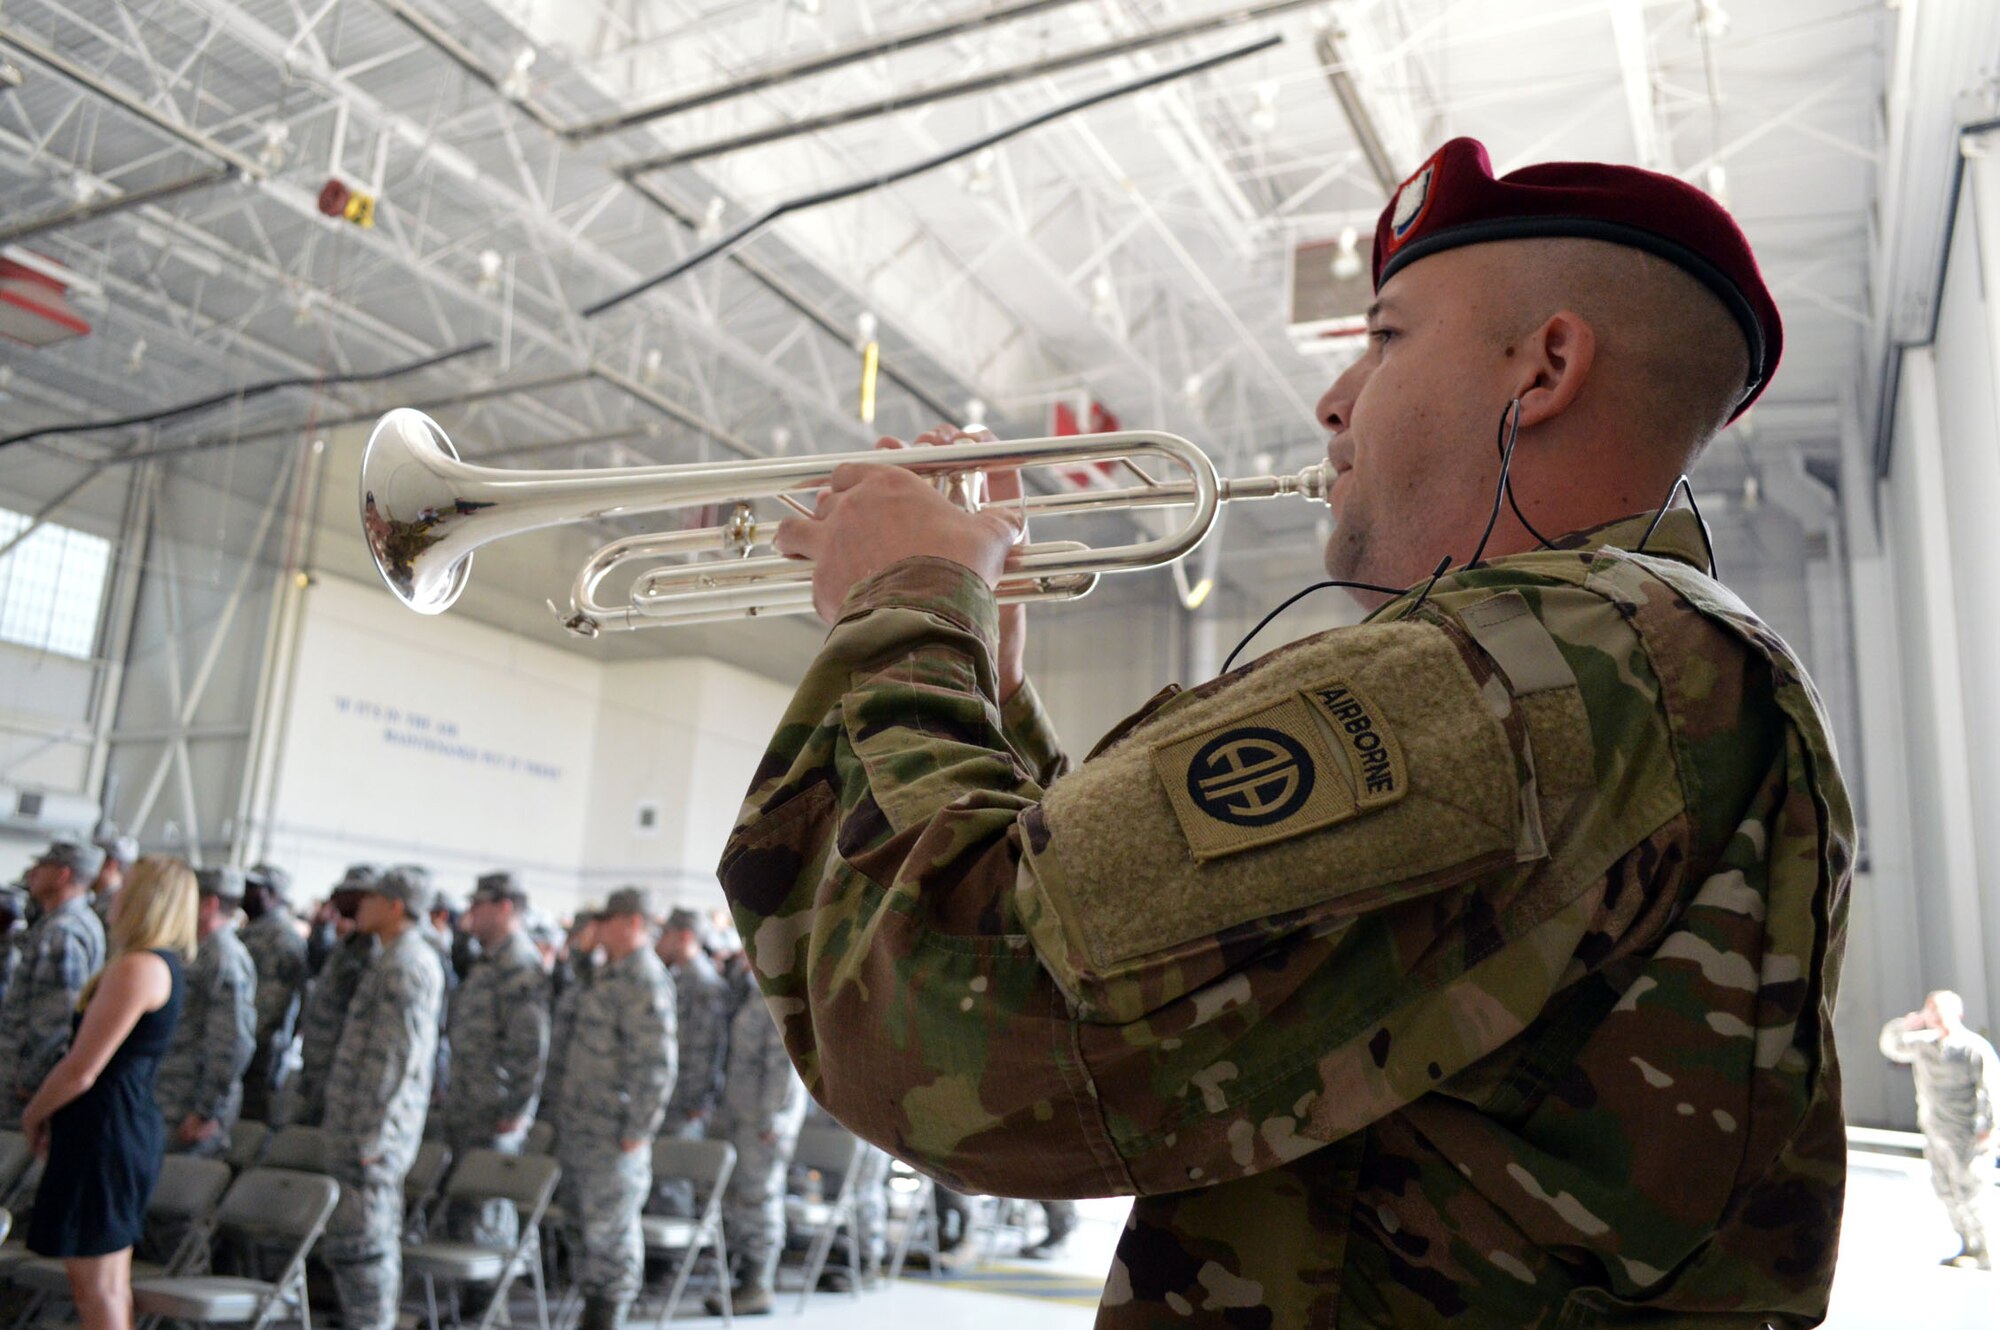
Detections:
0,885,27,1011
657,908,729,1141
553,888,674,1330
156,867,257,1156
239,862,308,1124
1883,990,2000,1269
0,839,108,1128
87,830,136,925
284,865,379,1127
323,866,445,1330
705,987,807,1316
442,871,550,1252
539,911,599,1130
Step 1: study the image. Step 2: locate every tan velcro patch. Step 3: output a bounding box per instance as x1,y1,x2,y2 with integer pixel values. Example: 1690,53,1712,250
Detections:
1152,695,1359,861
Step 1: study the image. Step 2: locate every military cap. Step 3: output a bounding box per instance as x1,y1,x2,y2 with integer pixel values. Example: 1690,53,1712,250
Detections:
335,863,383,893
663,906,707,934
600,886,653,919
430,889,461,917
390,863,433,893
245,862,292,900
471,871,528,910
366,866,430,914
36,838,106,883
1372,136,1780,419
94,832,140,867
196,865,246,902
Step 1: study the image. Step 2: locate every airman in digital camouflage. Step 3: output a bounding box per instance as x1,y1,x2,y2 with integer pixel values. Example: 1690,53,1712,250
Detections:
155,867,257,1156
538,910,598,1130
239,861,308,1124
442,872,550,1253
704,981,807,1316
552,888,674,1330
658,907,731,1140
322,866,444,1330
284,865,379,1127
720,137,1854,1327
1881,990,2000,1269
0,840,107,1129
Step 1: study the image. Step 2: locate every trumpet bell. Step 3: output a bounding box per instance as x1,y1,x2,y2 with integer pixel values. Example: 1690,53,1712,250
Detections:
361,408,475,616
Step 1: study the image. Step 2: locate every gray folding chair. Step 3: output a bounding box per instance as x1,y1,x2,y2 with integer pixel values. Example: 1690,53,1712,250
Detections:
226,1120,270,1172
523,1121,555,1157
784,1124,867,1313
260,1125,330,1174
0,1158,36,1279
131,1169,340,1330
640,1138,735,1326
886,1174,942,1281
403,1139,454,1238
9,1154,233,1323
401,1150,559,1330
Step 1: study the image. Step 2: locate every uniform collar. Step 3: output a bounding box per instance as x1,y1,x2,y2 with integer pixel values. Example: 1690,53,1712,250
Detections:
1534,508,1712,572
485,929,537,967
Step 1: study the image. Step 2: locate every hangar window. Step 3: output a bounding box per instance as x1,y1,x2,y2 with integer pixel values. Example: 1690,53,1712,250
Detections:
0,507,113,660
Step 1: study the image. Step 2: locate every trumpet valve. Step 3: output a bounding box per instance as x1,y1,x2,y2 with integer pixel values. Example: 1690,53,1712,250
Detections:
724,501,759,557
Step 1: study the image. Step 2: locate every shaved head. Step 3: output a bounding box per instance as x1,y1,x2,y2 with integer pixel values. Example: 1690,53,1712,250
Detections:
1477,238,1751,465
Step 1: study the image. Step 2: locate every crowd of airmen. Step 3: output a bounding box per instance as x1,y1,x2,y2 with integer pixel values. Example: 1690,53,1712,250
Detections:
0,835,938,1323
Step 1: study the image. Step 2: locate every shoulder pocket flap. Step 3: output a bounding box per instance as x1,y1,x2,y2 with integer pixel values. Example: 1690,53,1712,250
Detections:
1023,618,1579,1015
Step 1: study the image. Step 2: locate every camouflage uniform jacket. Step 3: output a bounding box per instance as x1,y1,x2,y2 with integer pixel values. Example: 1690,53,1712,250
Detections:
326,926,443,1168
292,932,378,1126
242,907,309,1068
665,949,732,1126
0,895,106,1109
156,924,258,1126
443,929,550,1133
554,946,675,1145
717,512,1854,1328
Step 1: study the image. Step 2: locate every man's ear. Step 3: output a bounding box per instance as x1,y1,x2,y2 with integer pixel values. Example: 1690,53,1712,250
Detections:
1512,310,1596,429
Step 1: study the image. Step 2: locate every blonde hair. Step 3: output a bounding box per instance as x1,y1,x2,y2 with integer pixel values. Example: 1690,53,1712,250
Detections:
80,855,198,1008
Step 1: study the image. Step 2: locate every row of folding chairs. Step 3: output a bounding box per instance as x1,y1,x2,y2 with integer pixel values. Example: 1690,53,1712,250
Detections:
248,1122,738,1329
0,1143,337,1330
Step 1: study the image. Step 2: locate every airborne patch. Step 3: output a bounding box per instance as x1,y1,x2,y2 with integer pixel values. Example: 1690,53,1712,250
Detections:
1302,677,1408,810
1151,696,1358,861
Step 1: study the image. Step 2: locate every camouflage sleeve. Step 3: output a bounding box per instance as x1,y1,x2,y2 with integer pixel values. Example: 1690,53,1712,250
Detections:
1000,677,1070,785
21,924,95,1087
265,933,310,1041
498,964,550,1122
719,558,1679,1199
189,951,257,1121
618,971,675,1142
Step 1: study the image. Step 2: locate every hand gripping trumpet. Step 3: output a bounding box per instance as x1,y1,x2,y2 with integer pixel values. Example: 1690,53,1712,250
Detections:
359,408,1332,635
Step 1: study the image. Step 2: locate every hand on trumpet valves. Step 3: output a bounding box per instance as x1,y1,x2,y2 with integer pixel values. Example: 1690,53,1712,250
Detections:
773,431,1025,627
907,425,1028,704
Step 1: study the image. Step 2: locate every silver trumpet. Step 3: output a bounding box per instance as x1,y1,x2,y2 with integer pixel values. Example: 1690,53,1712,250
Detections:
360,407,1331,636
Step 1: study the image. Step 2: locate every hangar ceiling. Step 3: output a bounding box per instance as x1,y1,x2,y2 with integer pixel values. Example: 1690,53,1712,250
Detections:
0,0,1888,650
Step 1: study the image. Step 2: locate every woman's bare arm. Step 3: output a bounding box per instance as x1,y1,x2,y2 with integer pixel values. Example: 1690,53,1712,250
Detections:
21,952,171,1153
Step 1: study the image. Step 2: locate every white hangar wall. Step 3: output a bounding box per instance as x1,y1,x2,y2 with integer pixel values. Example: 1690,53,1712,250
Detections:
1840,143,2000,1128
255,572,790,921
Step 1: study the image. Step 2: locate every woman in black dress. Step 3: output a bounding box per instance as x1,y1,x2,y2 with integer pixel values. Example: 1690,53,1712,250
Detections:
22,854,196,1330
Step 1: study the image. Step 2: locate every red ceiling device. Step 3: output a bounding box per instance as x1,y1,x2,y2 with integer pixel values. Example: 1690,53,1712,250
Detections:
0,250,92,348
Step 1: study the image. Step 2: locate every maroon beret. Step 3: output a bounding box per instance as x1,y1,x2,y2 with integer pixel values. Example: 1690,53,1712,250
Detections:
1372,137,1780,420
